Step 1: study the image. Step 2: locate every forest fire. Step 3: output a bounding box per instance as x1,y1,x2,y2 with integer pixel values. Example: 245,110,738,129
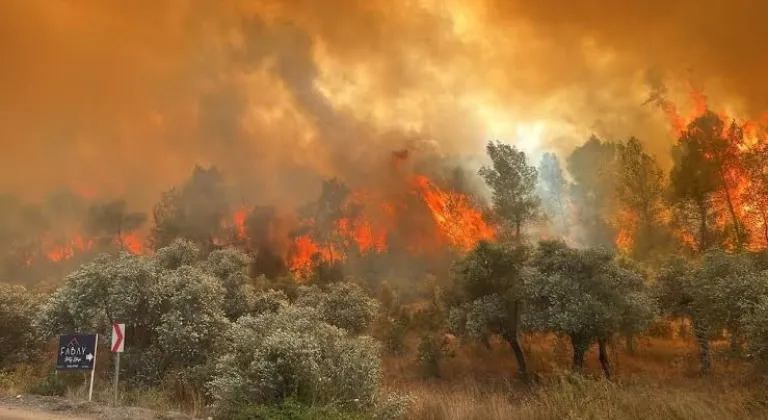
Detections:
284,172,495,277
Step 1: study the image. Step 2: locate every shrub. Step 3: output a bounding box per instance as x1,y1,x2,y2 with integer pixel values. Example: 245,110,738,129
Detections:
744,296,768,369
207,305,382,416
383,320,408,355
296,282,379,335
416,334,442,379
0,283,43,368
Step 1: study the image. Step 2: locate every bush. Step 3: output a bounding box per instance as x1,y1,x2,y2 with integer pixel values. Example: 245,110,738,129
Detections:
0,283,43,368
383,320,408,355
296,282,379,335
744,296,768,369
207,305,382,416
417,334,442,379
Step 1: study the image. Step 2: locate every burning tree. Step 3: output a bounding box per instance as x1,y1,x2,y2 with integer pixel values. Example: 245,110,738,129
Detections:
615,137,669,259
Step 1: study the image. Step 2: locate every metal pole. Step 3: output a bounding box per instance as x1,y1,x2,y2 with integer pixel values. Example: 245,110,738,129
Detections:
88,334,98,402
113,352,120,406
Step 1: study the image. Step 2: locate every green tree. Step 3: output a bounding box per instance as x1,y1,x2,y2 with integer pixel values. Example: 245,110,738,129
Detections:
0,283,44,368
615,137,668,259
525,240,656,377
538,152,570,236
478,141,540,242
448,240,530,379
658,250,768,373
567,136,619,248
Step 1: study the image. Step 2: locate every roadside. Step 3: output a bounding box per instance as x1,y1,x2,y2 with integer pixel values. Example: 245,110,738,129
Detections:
0,395,198,420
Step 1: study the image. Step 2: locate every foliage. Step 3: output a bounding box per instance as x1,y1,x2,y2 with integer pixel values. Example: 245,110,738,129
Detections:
203,248,256,319
449,240,530,375
296,282,379,335
36,239,235,386
567,136,619,248
416,333,443,378
538,152,570,236
383,320,408,355
150,165,230,251
207,305,382,415
670,112,745,250
0,283,43,368
479,141,540,241
525,240,656,346
615,137,670,259
744,296,768,368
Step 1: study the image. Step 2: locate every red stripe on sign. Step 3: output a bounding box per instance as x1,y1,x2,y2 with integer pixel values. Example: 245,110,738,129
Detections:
111,323,124,352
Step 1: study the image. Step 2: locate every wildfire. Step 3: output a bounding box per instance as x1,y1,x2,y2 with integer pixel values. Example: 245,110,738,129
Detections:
285,173,495,276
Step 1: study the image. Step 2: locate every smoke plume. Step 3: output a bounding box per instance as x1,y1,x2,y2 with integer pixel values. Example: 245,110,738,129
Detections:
1,0,766,209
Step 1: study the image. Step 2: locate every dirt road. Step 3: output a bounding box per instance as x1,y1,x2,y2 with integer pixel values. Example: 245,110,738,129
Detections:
0,406,90,420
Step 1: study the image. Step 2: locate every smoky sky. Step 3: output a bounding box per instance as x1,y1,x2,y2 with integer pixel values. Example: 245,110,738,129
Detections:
1,0,766,210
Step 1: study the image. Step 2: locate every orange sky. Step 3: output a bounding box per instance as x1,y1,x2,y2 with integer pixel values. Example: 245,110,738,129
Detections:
1,0,766,209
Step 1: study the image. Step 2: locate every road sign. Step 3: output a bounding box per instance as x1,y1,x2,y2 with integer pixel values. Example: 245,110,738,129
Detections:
56,334,97,370
111,323,124,353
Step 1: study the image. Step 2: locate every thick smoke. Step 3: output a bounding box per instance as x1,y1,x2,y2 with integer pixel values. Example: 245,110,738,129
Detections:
1,0,766,210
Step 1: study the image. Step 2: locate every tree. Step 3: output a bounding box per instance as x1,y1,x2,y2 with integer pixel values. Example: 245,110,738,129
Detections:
567,136,619,248
84,199,147,251
150,165,230,252
295,281,379,335
538,152,570,236
448,240,531,379
479,141,540,242
203,248,256,320
670,112,745,251
657,250,768,373
525,240,656,377
36,240,233,386
0,283,44,368
207,305,382,416
615,138,668,259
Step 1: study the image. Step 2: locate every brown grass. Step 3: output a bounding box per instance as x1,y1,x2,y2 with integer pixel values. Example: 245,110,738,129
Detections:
384,332,766,420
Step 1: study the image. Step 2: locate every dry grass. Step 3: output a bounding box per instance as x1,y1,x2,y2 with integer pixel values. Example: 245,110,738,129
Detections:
401,377,767,420
384,332,766,420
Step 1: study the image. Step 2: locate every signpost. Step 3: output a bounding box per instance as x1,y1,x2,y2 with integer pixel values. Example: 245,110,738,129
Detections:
56,334,98,401
111,323,125,406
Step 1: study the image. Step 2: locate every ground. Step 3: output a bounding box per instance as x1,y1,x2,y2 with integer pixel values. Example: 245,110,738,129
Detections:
0,396,196,420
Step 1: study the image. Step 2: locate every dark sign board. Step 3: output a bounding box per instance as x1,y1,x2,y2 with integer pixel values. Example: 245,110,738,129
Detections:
56,334,97,370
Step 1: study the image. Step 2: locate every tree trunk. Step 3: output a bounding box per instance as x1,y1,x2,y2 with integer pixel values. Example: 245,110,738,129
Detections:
625,332,635,354
698,200,710,251
515,220,522,244
504,331,528,382
693,321,711,375
729,327,742,356
571,334,588,373
598,338,611,379
718,166,744,248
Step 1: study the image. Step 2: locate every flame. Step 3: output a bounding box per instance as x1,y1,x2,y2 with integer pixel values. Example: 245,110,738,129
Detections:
45,235,93,262
284,173,495,276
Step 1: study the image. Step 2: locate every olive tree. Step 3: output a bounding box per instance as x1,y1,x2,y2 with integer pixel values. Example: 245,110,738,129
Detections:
448,240,530,379
525,240,656,378
36,239,238,385
295,281,379,335
0,283,44,368
657,250,768,374
207,305,382,416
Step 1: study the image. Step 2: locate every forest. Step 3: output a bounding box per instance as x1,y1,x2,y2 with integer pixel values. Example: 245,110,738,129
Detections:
3,90,768,419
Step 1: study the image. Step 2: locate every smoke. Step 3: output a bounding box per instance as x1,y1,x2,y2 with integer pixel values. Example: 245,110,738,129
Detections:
1,0,766,210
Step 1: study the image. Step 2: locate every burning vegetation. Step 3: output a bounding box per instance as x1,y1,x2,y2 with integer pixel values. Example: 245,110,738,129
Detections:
3,86,768,286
